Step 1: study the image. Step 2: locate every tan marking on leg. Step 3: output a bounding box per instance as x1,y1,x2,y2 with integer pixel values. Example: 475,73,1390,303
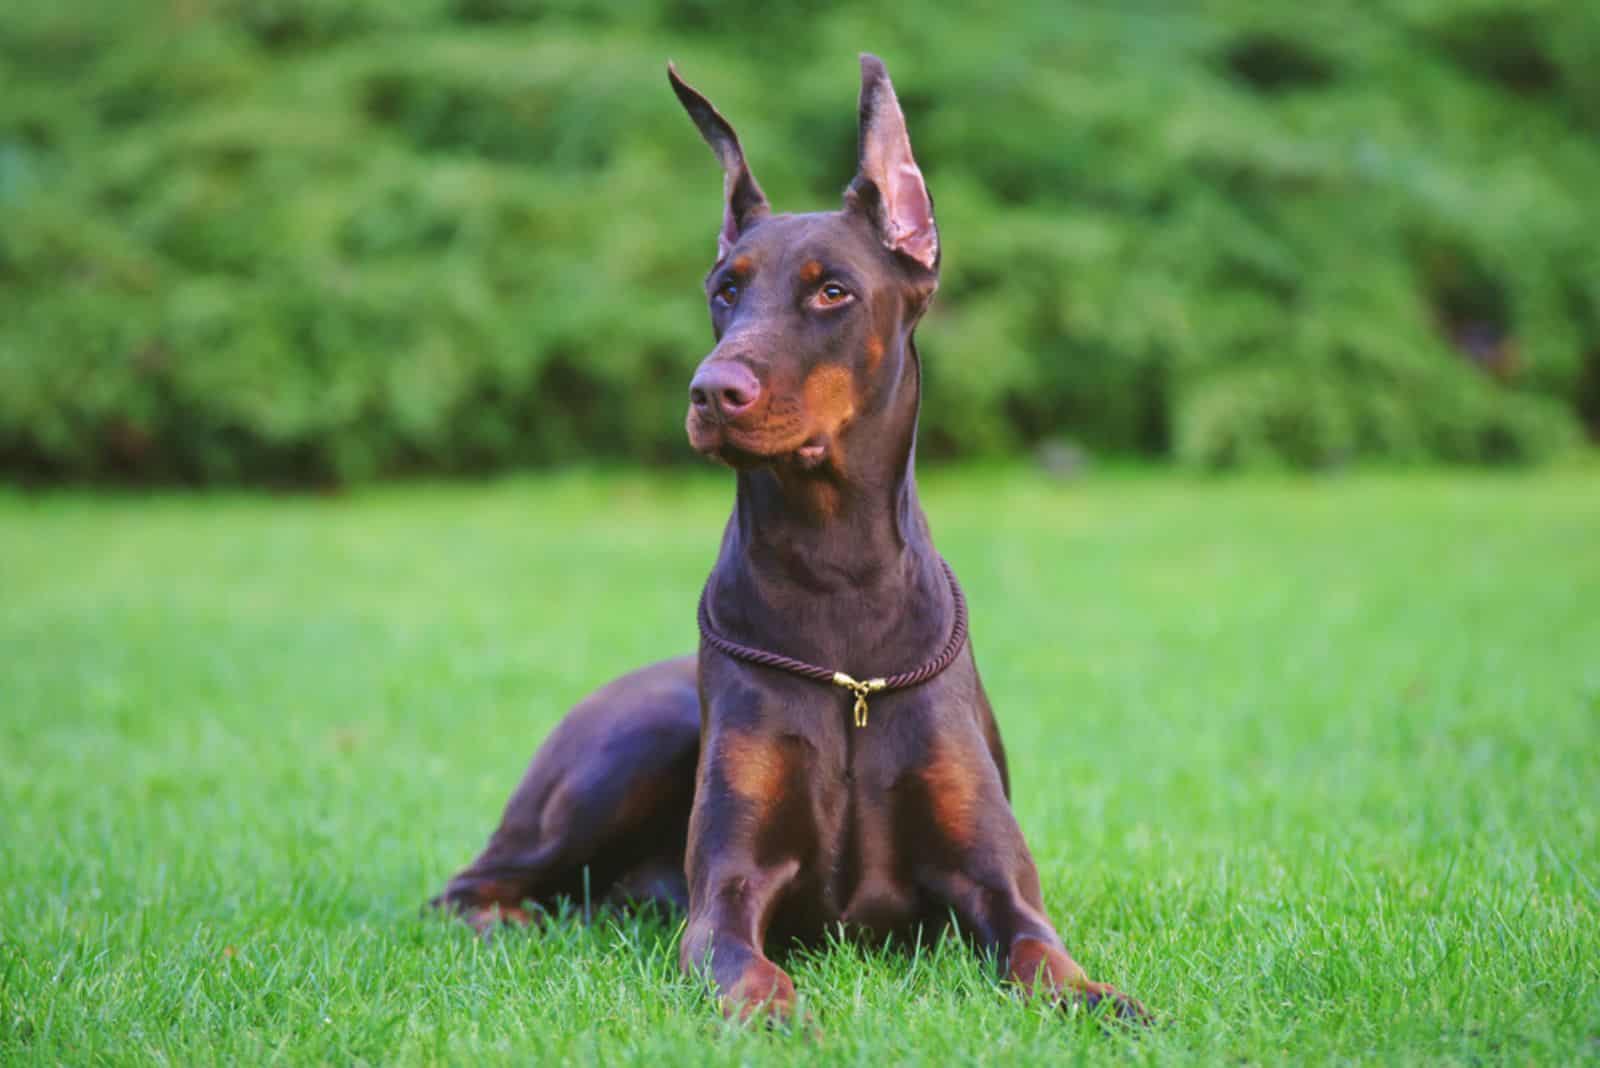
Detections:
921,743,981,848
1008,937,1089,994
1008,937,1152,1021
798,259,824,284
724,957,797,1022
463,903,533,936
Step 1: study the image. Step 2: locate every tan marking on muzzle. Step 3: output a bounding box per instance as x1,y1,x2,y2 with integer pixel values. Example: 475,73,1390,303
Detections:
802,364,857,433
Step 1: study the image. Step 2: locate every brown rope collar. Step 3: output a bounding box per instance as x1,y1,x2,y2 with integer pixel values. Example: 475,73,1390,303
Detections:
696,557,969,727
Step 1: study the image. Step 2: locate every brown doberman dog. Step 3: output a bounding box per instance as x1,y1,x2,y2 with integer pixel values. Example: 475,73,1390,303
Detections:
434,55,1147,1024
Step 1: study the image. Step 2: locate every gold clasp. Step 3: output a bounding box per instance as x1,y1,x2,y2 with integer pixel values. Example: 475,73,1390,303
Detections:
832,672,887,727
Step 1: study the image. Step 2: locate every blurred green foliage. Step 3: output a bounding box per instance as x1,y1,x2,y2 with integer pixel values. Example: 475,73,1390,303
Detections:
1,1,1596,482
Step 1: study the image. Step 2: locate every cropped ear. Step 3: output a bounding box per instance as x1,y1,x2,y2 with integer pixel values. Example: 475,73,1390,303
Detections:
845,54,938,273
668,63,771,263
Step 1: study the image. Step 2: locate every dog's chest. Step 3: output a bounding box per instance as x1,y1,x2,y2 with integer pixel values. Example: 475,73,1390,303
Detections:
809,735,947,939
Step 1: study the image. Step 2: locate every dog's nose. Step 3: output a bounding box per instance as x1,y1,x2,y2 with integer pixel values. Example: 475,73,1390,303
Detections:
689,361,760,420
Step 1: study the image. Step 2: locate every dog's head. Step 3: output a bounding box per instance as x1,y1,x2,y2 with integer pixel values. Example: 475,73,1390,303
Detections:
671,56,939,474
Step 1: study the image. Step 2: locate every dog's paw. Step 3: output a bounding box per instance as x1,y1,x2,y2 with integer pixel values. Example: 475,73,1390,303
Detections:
427,890,537,940
720,958,799,1025
1075,982,1154,1027
459,903,534,939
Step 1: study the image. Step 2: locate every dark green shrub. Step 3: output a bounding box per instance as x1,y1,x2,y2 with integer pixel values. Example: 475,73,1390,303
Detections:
1,1,1594,483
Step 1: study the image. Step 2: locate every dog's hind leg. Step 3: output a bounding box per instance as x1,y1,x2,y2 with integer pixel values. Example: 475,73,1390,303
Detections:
432,656,700,933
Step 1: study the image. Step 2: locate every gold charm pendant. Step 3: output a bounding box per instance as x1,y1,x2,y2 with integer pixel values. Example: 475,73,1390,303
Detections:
833,672,887,727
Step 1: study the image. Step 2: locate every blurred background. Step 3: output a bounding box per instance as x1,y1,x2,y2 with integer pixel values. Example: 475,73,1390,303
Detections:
1,0,1597,484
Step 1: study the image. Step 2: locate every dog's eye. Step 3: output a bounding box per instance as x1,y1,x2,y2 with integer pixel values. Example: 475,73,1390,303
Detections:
714,282,739,306
814,282,852,308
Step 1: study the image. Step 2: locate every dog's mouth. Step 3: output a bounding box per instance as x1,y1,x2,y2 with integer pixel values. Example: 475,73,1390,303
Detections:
686,410,828,470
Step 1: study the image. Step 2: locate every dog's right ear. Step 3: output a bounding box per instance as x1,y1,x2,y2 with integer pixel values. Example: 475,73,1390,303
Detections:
668,63,771,264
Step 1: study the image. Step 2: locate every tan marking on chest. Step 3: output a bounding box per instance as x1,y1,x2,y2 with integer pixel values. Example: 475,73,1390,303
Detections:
921,744,981,848
720,731,787,811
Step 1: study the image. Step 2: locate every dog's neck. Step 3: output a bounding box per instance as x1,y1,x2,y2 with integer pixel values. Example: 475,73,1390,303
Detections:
705,341,955,674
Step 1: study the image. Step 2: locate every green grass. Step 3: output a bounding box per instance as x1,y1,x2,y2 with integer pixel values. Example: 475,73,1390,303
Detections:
2,467,1597,1064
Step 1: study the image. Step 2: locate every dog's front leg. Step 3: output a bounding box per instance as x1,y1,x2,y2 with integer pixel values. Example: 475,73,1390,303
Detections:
679,856,801,1022
677,726,809,1022
926,859,1150,1023
907,740,1150,1026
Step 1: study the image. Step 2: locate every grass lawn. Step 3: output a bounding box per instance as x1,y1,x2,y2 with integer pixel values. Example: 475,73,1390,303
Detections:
2,467,1597,1064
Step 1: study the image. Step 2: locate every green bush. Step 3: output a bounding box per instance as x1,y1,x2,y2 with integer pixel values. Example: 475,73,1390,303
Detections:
1,1,1595,482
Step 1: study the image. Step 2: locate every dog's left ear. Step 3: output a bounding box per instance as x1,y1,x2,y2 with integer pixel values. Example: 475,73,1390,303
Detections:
845,54,938,274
